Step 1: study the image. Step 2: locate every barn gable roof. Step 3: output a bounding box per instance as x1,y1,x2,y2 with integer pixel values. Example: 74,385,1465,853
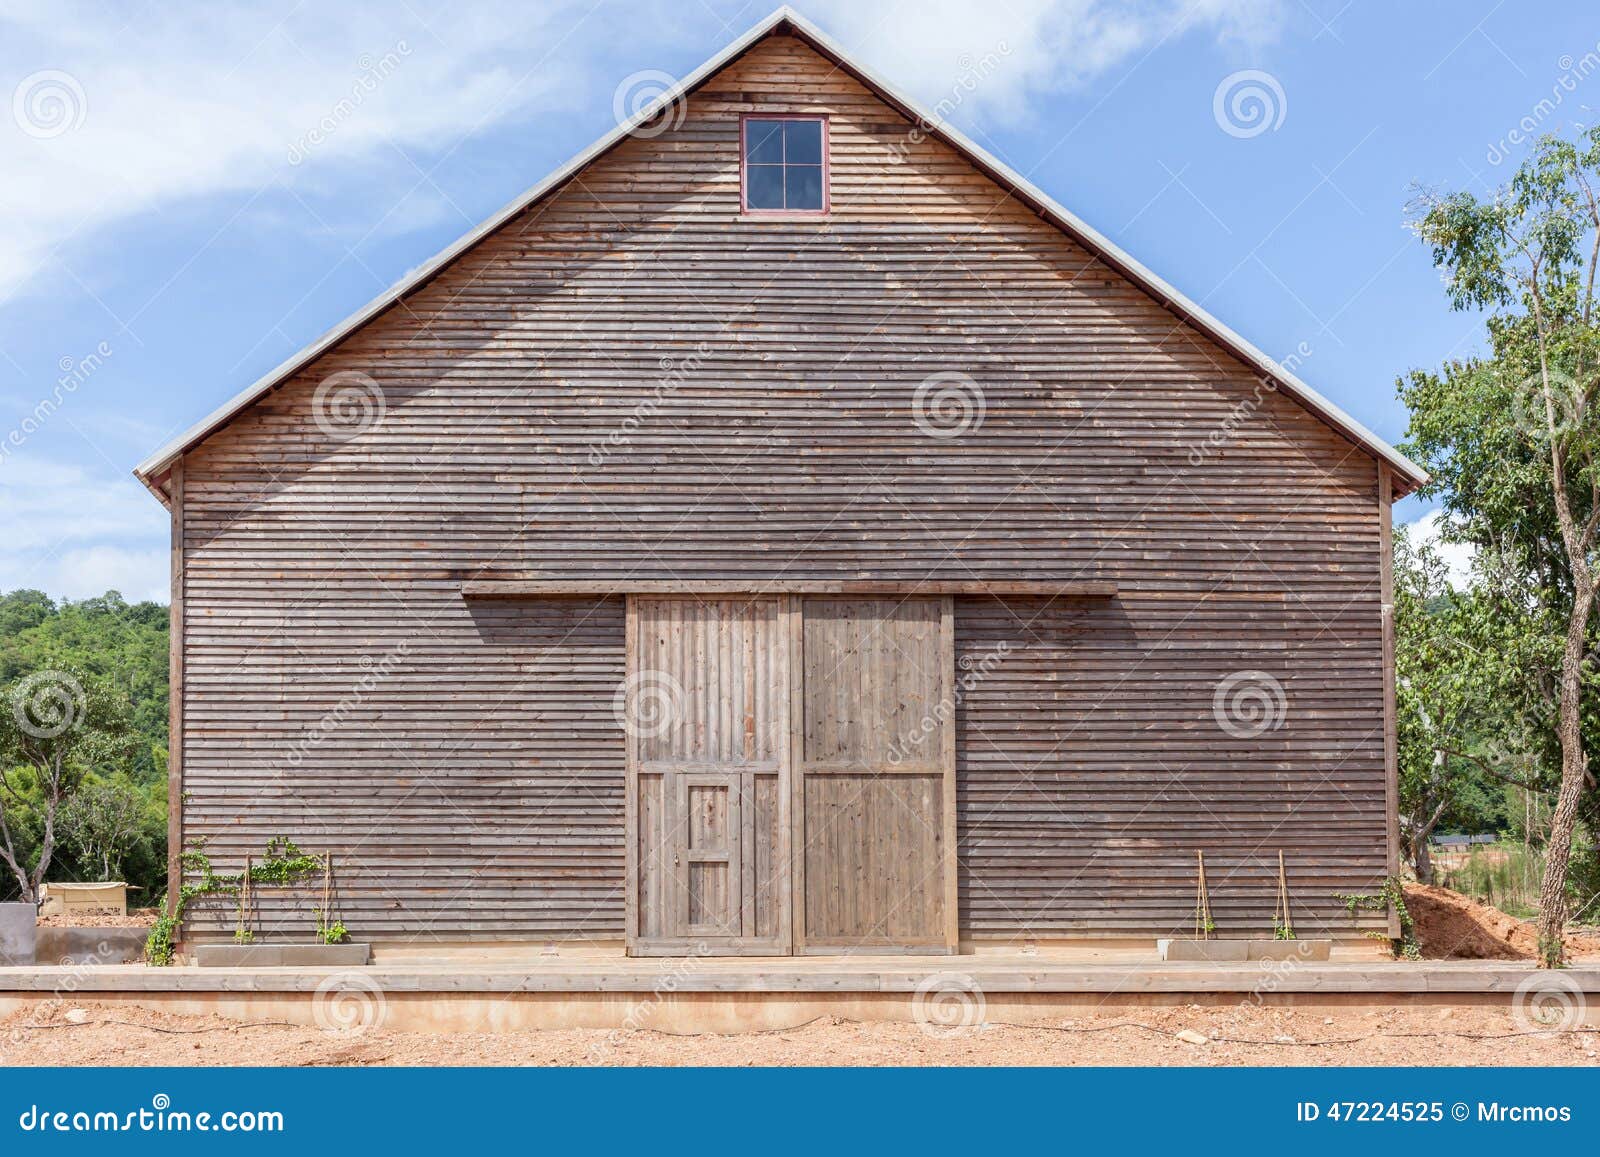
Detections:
133,5,1427,502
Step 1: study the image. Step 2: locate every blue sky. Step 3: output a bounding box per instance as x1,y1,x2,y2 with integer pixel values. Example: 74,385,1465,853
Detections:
1,0,1594,601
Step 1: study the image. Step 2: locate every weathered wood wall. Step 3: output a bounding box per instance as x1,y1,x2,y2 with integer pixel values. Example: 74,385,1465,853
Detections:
176,31,1389,941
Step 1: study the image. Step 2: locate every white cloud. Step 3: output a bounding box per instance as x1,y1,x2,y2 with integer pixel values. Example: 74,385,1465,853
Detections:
1404,508,1476,590
0,1,1292,302
0,0,598,301
806,0,1287,125
0,459,167,601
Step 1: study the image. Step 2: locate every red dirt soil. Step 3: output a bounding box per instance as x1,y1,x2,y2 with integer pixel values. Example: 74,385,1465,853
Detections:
1405,884,1600,961
1,1000,1596,1067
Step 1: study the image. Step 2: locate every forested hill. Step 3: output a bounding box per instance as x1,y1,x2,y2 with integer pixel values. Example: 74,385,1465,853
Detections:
0,589,169,899
1,589,169,774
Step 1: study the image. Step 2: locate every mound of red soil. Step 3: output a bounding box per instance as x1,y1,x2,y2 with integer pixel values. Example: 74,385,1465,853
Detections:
1404,884,1600,960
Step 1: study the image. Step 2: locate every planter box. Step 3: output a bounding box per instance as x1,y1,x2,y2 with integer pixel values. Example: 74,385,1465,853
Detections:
35,927,147,965
193,942,371,968
0,901,36,965
1158,938,1332,963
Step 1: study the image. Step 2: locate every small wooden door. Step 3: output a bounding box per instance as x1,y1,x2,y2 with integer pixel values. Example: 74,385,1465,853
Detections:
626,597,790,955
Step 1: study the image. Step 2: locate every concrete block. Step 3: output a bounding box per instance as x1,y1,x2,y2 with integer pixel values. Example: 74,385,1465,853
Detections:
0,901,36,965
1157,938,1249,961
194,942,371,968
1158,937,1333,963
1246,939,1331,962
34,927,148,965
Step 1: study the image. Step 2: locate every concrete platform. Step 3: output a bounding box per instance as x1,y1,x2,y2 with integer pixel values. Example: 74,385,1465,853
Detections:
3,952,1598,1033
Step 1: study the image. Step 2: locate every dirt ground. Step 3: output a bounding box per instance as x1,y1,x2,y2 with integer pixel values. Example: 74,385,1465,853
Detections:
1405,884,1600,961
35,907,159,929
2,1000,1597,1067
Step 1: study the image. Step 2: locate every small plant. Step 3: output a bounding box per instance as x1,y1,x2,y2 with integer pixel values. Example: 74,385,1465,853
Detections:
233,927,254,944
1272,920,1296,940
312,852,347,944
1335,875,1420,960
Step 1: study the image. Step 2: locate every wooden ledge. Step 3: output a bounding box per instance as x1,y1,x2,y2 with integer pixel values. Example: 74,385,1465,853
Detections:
461,579,1118,599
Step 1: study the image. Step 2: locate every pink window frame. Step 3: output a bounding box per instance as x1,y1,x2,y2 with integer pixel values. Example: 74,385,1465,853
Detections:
739,114,831,216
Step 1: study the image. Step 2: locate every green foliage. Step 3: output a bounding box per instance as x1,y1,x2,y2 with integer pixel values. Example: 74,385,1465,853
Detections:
314,917,349,945
144,838,333,965
0,589,168,903
0,590,169,779
0,663,140,900
1335,876,1421,960
1403,126,1600,960
1440,841,1538,916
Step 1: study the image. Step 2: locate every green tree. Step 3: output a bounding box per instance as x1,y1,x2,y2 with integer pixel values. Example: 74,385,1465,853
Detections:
0,667,137,901
1406,126,1600,963
60,778,146,881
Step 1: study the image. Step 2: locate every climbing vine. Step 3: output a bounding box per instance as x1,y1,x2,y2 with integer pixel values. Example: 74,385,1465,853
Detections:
144,837,329,965
1334,875,1420,961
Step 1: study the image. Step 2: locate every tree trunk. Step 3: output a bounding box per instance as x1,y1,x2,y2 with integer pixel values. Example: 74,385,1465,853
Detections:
1536,584,1594,966
1413,836,1434,886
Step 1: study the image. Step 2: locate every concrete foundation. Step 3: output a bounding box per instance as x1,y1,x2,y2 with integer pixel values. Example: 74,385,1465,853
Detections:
34,927,147,965
1,954,1597,1033
0,902,35,966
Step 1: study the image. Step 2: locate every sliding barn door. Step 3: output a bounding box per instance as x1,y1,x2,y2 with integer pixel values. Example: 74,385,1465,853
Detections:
793,596,957,953
627,597,791,956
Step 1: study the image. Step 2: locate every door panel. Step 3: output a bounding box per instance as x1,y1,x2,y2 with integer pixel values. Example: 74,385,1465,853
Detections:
627,597,790,955
793,596,956,953
627,593,956,956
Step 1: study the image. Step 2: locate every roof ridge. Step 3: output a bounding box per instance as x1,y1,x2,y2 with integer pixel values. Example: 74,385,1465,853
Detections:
133,5,1426,497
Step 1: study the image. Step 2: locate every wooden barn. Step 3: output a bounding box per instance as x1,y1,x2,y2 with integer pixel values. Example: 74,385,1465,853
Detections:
134,8,1426,958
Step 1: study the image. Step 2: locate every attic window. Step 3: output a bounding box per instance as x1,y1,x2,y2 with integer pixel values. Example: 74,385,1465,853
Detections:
741,115,828,215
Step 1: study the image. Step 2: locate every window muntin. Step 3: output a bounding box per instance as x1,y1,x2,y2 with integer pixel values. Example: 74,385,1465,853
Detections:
742,116,827,214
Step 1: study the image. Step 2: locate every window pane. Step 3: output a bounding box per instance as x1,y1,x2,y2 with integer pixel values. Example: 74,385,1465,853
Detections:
747,164,784,209
784,119,822,165
785,164,823,210
745,120,784,164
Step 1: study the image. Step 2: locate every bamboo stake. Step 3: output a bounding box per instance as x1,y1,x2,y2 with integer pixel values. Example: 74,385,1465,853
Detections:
237,855,253,941
1194,850,1214,939
1275,850,1293,938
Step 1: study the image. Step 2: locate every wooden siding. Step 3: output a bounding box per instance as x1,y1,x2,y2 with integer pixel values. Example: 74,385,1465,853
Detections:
955,595,1388,937
176,32,1390,941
